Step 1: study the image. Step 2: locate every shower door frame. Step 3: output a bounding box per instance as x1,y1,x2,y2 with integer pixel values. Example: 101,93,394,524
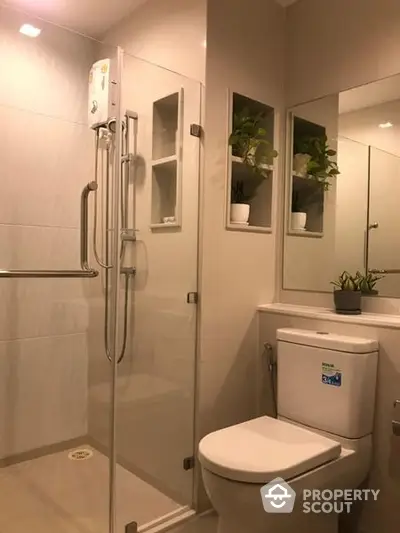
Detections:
107,45,124,533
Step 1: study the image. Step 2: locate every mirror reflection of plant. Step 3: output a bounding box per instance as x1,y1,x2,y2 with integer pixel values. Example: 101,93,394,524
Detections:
229,107,278,178
295,135,340,190
231,181,250,204
355,271,384,293
291,191,303,213
291,183,324,214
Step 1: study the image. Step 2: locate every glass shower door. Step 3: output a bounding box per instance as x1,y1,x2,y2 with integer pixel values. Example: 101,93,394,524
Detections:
114,52,201,531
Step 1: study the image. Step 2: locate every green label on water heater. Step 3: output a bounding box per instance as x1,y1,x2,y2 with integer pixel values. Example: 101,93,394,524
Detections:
322,362,342,387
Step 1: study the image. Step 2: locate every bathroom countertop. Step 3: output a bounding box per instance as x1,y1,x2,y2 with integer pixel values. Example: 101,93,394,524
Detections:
257,303,400,329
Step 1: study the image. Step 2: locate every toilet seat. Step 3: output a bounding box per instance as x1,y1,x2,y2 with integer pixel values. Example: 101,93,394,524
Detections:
198,416,341,483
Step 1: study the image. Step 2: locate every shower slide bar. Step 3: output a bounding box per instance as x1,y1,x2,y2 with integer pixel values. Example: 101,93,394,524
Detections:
0,180,99,279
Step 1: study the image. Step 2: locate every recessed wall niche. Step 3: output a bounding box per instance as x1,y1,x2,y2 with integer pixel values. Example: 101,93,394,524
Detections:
226,92,276,232
289,116,326,235
151,90,183,228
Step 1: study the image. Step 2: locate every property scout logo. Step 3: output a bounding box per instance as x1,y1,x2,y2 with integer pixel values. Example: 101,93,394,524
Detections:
260,478,380,514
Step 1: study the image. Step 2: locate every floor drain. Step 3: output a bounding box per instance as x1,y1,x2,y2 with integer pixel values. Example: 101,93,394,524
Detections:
68,448,94,461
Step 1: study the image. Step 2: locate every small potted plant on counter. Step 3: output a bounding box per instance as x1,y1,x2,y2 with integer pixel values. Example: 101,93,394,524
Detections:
356,271,384,296
331,271,361,315
228,108,278,225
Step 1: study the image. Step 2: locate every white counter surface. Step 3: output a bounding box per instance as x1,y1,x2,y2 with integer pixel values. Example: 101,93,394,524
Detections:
258,303,400,329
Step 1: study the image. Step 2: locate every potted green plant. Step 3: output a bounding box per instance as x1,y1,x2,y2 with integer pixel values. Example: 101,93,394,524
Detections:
331,271,361,315
229,108,278,177
294,135,340,190
230,181,251,224
355,271,384,296
291,190,307,231
228,108,278,224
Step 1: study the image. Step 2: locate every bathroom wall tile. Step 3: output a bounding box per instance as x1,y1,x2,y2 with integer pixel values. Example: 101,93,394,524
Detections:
0,333,88,458
1,105,93,230
0,225,97,340
0,225,80,270
0,6,95,124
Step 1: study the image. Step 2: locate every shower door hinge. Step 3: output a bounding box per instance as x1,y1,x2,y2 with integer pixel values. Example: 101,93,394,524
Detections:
125,521,138,533
183,456,195,470
186,292,198,304
190,124,202,138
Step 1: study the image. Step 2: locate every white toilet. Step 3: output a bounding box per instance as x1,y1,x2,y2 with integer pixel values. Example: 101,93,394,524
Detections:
198,328,378,533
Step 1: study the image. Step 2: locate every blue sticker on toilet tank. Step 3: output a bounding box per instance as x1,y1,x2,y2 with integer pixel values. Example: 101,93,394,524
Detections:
322,362,342,387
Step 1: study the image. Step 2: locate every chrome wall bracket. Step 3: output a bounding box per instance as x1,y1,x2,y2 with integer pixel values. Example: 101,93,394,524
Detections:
393,400,400,436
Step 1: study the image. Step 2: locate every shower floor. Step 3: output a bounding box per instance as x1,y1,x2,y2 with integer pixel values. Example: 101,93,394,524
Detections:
0,445,182,533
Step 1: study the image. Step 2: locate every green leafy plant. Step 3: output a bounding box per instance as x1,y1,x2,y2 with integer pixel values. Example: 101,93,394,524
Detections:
291,190,303,213
355,271,384,294
229,107,278,178
331,271,360,291
231,181,250,204
294,135,340,190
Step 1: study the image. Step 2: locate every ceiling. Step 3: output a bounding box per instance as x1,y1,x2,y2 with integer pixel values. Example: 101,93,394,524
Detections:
339,75,400,114
1,0,150,37
1,0,301,37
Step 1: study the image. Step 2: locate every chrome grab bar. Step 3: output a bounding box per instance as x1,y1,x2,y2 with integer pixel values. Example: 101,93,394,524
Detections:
0,182,99,279
81,181,98,271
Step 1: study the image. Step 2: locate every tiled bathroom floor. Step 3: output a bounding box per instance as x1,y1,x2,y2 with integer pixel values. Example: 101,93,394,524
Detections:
0,445,181,533
170,512,218,533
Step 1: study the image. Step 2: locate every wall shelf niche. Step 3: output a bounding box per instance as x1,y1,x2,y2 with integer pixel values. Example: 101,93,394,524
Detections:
226,92,276,232
289,116,326,235
150,90,183,229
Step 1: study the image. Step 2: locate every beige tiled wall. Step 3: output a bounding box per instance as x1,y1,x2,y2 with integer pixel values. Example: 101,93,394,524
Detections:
0,6,100,458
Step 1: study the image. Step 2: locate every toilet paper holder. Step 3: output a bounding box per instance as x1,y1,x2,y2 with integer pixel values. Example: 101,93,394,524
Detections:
393,400,400,436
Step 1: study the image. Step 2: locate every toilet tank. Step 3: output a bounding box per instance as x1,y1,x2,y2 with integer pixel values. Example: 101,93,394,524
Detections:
276,328,378,439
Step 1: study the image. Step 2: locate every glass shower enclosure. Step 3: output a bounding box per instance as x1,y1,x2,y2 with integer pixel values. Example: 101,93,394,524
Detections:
0,6,200,533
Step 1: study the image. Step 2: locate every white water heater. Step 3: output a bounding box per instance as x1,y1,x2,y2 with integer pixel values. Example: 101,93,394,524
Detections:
88,58,115,128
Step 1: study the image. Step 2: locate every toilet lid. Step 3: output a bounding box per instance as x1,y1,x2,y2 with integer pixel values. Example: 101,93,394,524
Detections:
198,416,341,483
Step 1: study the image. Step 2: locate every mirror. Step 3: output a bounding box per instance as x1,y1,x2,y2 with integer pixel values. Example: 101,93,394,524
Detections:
283,73,400,298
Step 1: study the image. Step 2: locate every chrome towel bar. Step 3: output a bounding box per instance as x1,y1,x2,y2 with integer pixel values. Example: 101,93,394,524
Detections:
0,269,98,278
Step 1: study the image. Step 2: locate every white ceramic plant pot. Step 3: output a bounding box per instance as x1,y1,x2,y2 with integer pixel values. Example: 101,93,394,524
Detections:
231,203,250,224
291,212,307,231
293,153,311,176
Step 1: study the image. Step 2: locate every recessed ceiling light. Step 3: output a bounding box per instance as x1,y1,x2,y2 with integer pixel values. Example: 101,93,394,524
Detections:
379,121,393,129
19,24,41,38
